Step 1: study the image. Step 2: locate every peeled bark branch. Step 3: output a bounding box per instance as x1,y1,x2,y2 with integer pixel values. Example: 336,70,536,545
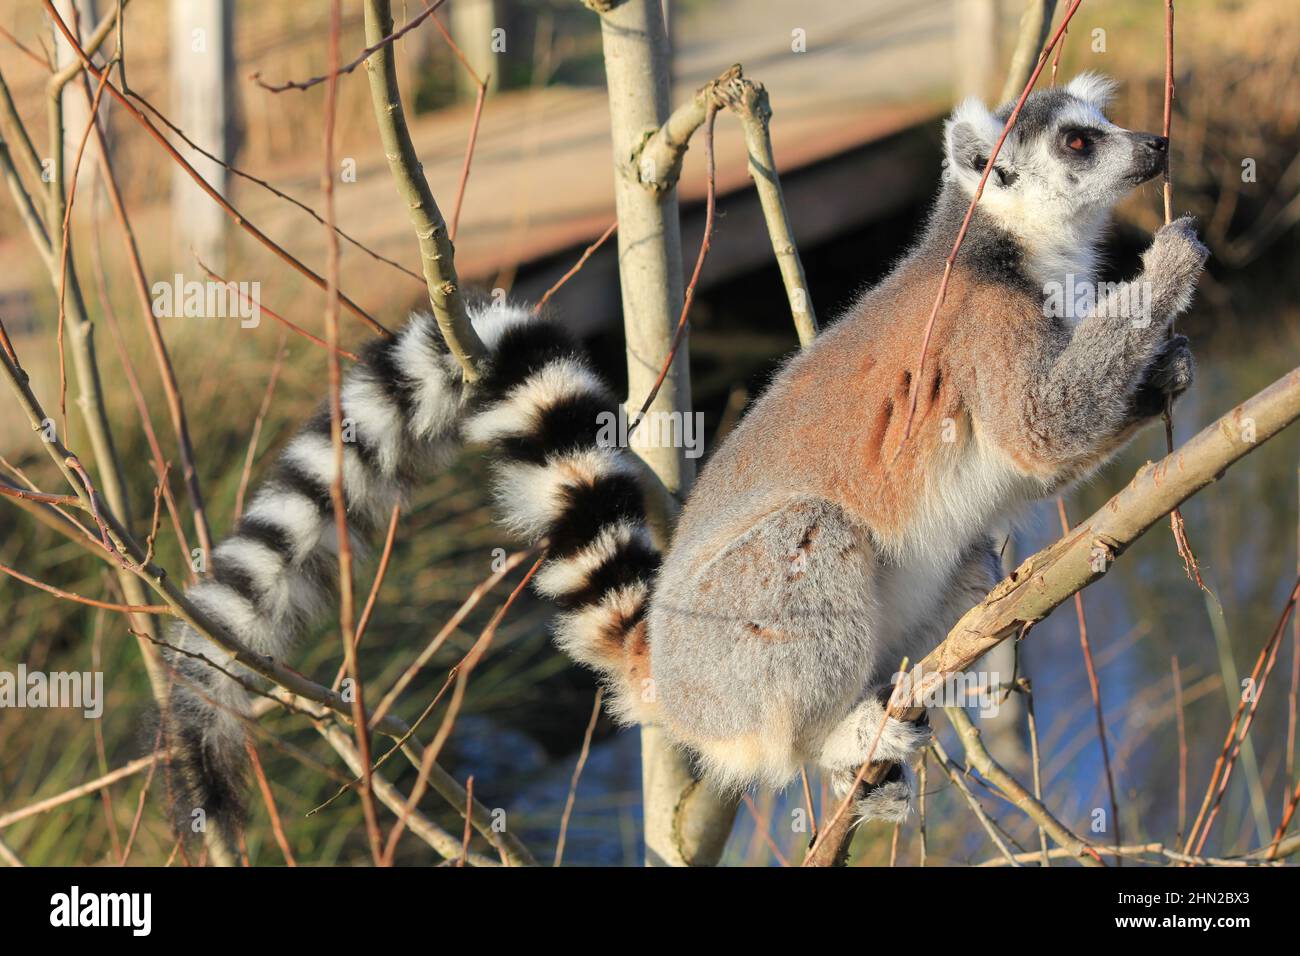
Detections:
805,365,1300,865
636,64,817,345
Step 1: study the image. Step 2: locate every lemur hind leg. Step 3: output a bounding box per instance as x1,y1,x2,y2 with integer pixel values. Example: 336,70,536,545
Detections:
649,497,890,790
817,537,1001,821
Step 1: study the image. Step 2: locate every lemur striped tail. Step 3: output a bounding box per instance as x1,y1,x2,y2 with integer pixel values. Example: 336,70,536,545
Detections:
465,316,659,726
163,305,537,861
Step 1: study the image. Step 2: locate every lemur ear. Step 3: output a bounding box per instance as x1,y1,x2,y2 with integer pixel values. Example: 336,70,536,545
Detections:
944,97,1015,186
1064,71,1118,109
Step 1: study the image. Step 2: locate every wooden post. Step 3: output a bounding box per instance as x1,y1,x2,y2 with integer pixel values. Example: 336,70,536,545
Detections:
449,0,501,99
169,0,232,271
954,0,1001,101
52,0,103,198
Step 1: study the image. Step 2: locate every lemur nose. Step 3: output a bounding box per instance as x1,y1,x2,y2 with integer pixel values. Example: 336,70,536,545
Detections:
1144,135,1169,152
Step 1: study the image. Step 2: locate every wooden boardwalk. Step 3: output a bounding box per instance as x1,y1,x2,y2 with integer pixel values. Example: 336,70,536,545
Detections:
244,0,959,304
0,0,969,331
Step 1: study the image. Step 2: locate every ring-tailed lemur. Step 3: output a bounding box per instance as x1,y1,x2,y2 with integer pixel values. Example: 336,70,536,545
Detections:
166,73,1207,855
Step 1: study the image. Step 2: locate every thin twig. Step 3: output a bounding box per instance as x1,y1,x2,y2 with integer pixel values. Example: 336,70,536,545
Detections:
233,334,289,522
381,556,544,864
799,766,818,845
89,610,123,863
1021,678,1051,866
121,727,163,864
323,0,385,868
333,503,402,691
83,74,216,561
89,217,195,578
1057,496,1120,860
0,560,167,613
930,738,1022,866
1289,466,1300,793
533,221,618,315
0,24,53,70
245,741,297,866
1050,25,1068,86
899,0,1084,445
142,463,167,565
1172,654,1188,845
1188,574,1300,854
41,0,391,338
740,793,790,866
1158,0,1203,588
126,86,425,284
56,61,112,441
1266,778,1300,861
457,776,474,866
946,705,1104,866
251,0,448,93
918,754,928,866
0,484,80,508
0,754,161,830
195,256,360,361
313,721,500,866
449,79,487,242
369,546,538,728
554,688,603,866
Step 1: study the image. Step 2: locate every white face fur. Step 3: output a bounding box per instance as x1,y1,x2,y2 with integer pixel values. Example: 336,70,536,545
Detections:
942,73,1168,283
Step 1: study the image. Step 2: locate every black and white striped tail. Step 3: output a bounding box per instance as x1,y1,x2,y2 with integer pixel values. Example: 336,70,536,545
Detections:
465,317,660,726
165,306,661,860
163,305,535,861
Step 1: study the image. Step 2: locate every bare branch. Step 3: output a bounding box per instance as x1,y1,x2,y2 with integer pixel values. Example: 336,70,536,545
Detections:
635,64,817,344
944,705,1103,866
40,0,392,339
251,0,447,93
361,0,486,380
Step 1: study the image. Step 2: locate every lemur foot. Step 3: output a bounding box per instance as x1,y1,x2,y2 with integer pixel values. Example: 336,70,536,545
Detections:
830,763,914,823
1144,215,1209,322
871,682,932,763
819,686,932,768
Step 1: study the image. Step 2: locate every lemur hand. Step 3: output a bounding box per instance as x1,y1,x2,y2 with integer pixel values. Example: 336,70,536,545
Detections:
1143,215,1209,324
1132,333,1195,418
1147,333,1194,396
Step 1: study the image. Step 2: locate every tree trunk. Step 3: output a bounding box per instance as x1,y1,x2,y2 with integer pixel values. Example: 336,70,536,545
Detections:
590,0,738,866
953,0,1000,101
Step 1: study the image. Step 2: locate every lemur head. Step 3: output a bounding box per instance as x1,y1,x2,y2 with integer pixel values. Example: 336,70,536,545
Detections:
942,73,1167,279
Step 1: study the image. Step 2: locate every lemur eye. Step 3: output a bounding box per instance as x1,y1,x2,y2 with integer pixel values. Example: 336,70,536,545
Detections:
1064,130,1092,153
